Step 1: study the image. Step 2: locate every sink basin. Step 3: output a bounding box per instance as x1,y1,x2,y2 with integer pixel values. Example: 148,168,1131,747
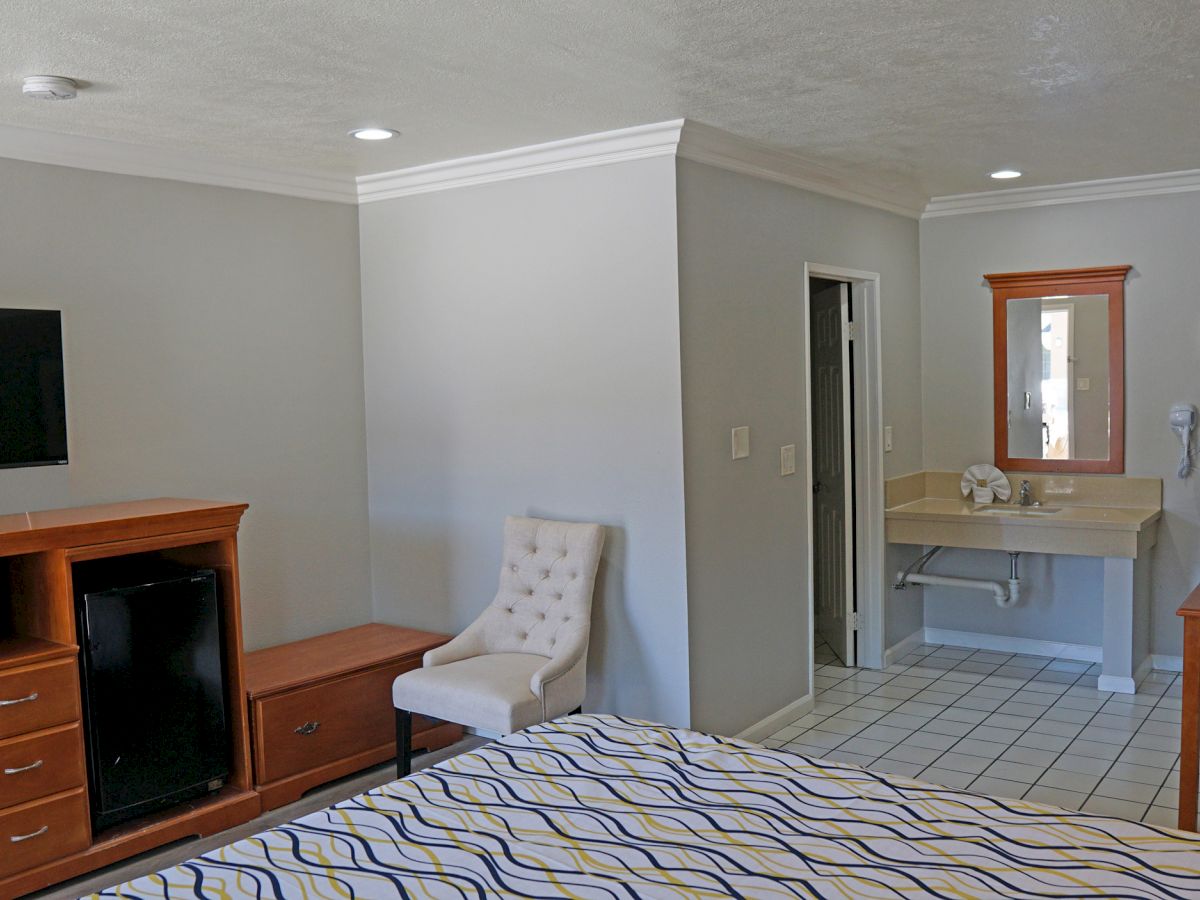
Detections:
972,506,1062,517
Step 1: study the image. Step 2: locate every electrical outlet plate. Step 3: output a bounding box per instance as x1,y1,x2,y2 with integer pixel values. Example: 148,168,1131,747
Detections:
780,444,796,476
731,426,750,460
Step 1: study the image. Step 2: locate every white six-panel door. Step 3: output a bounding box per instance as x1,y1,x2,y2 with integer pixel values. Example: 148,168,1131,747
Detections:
810,280,856,666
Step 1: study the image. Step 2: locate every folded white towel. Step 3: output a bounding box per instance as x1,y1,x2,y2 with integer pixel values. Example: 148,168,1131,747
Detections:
960,464,1012,504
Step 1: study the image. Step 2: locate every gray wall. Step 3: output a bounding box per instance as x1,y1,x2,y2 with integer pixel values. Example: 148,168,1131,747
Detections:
358,157,692,726
0,157,372,650
920,191,1200,657
1071,297,1111,461
676,160,924,734
1006,297,1046,459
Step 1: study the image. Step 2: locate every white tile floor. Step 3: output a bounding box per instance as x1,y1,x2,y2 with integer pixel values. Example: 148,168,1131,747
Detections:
765,640,1189,827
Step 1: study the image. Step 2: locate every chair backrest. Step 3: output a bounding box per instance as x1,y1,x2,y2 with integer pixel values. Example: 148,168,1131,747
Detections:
478,516,605,657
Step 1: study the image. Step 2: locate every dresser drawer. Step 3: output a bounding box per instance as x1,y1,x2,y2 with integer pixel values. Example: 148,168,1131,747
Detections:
0,723,87,811
0,788,90,879
254,662,413,785
0,659,80,741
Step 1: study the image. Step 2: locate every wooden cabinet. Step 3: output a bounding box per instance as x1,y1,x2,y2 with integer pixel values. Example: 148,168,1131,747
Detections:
1178,583,1200,831
0,789,91,879
246,623,463,810
0,723,86,809
0,642,90,886
0,499,259,898
0,656,80,739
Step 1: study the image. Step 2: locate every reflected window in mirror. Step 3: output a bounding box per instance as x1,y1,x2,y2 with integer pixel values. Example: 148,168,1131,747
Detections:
986,266,1130,474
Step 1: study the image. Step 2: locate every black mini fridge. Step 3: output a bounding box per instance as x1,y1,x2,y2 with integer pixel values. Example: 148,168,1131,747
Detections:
75,567,230,831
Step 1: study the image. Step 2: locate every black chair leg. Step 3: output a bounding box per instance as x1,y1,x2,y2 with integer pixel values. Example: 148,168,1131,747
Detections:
395,708,412,778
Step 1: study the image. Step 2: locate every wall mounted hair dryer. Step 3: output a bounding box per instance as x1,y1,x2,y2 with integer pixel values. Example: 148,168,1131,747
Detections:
1170,403,1197,478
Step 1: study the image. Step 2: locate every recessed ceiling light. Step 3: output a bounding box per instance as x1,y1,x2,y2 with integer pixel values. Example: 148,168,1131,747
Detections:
990,169,1023,180
22,75,79,101
349,127,398,141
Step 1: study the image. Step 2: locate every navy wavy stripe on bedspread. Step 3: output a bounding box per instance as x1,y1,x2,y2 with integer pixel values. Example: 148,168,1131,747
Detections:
89,713,1200,898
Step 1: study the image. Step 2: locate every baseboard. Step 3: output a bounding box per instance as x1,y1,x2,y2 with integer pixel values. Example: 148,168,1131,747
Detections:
883,628,926,667
923,627,1102,663
736,694,814,743
1152,654,1183,673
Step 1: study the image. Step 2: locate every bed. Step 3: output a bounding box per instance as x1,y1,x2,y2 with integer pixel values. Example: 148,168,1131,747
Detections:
91,714,1200,898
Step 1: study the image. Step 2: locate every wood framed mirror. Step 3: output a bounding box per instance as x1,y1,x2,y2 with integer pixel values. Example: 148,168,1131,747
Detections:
986,265,1130,474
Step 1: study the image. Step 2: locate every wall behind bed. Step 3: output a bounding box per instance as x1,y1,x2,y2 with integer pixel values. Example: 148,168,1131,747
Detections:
358,155,693,726
0,155,373,650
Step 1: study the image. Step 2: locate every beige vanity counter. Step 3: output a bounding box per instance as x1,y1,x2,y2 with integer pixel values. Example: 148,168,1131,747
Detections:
885,471,1160,559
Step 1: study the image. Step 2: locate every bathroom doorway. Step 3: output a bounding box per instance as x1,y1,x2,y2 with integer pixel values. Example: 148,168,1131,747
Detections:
809,277,856,666
804,264,886,677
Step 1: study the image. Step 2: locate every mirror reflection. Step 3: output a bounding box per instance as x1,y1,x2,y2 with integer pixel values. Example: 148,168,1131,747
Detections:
1006,294,1109,461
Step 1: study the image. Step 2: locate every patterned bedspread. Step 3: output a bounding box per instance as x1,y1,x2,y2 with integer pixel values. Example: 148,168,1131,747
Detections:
92,714,1200,898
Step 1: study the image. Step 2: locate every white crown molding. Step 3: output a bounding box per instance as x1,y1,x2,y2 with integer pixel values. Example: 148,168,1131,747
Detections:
357,118,927,217
7,117,1199,220
676,121,925,218
0,123,357,204
923,168,1200,218
357,120,687,203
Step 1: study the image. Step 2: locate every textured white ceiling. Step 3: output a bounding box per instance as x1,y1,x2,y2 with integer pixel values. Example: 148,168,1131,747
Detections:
1,0,1198,200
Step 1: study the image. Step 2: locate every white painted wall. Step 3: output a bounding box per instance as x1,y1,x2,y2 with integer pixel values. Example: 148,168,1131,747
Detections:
0,157,372,651
358,157,692,726
675,161,924,734
920,191,1200,657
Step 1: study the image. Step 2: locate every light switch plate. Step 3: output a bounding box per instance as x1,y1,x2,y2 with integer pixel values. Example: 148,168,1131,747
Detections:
731,426,750,460
780,444,796,476
1077,377,1091,391
884,425,893,452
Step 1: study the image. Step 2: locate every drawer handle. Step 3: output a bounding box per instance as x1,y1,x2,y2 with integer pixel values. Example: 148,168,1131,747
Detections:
4,759,43,775
10,825,48,843
294,721,321,736
0,692,38,707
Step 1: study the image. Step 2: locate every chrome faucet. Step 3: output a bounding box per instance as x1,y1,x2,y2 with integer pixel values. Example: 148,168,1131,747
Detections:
1018,480,1034,506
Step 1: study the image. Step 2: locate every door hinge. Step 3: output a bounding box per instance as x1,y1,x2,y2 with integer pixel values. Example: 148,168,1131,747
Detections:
846,321,856,341
851,611,863,631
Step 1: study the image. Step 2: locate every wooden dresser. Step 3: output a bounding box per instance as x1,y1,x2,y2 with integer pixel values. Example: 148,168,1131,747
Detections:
0,499,259,899
1177,583,1200,831
0,638,90,882
245,623,463,810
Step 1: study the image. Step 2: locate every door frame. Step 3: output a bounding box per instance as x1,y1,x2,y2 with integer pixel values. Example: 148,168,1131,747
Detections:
803,263,886,680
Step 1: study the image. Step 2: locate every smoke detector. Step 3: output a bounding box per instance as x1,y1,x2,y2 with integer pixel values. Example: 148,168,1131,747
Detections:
22,76,79,101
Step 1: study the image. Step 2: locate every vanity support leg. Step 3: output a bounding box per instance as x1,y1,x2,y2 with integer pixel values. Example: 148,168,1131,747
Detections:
1098,556,1149,695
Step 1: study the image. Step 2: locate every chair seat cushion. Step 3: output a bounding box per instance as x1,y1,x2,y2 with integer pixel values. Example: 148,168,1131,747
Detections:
392,653,549,735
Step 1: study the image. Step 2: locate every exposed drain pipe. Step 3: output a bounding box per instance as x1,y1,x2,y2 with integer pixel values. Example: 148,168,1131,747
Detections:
895,551,1021,608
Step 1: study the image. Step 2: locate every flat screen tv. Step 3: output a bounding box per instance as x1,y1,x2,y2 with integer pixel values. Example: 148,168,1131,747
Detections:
0,308,68,468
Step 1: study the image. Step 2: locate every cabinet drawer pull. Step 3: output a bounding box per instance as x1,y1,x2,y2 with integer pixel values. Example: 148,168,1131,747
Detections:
3,759,44,775
10,825,48,843
294,721,320,736
0,692,38,707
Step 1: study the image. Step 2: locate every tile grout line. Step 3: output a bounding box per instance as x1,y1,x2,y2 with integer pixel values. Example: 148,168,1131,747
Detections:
794,640,1183,822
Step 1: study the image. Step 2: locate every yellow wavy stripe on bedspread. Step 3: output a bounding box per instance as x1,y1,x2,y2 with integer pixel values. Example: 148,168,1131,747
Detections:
89,714,1200,898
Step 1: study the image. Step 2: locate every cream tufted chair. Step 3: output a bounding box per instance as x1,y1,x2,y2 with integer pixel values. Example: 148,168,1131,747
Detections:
392,515,605,776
